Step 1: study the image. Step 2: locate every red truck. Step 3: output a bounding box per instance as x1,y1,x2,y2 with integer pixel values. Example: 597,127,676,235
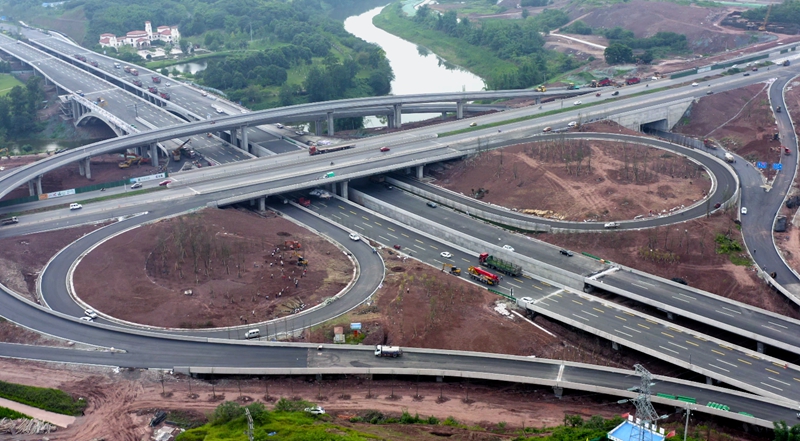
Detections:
159,92,171,100
152,76,161,83
297,197,311,207
625,77,640,85
132,79,143,87
89,60,98,67
148,86,158,94
123,65,131,73
131,69,139,76
467,266,500,286
598,78,612,87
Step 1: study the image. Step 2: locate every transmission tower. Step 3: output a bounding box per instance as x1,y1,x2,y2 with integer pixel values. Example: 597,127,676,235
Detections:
244,408,254,441
630,364,661,441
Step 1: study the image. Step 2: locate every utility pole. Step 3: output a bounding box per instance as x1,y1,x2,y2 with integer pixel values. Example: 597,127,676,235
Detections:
683,407,691,441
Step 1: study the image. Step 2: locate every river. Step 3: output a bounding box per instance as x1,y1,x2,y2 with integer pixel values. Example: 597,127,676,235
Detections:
344,6,485,126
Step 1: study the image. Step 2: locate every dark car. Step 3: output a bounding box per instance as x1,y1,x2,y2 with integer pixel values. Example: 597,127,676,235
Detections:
743,72,750,76
612,91,619,96
426,201,437,208
560,249,574,257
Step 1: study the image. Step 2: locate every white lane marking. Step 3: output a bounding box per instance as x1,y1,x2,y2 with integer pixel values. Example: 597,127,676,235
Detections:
658,345,679,355
668,342,688,350
722,307,741,314
354,225,365,231
767,321,789,329
671,296,691,304
708,364,730,373
760,382,783,391
615,329,633,338
715,359,738,368
387,233,398,239
623,326,642,334
715,310,735,318
572,314,589,321
631,283,650,290
582,311,599,318
677,293,697,300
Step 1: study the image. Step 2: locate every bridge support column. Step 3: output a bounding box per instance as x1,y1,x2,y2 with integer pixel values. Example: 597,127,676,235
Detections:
258,197,266,212
150,143,159,168
552,386,563,399
339,181,348,199
612,341,619,351
327,112,335,136
249,199,255,206
241,126,249,153
84,158,92,179
416,165,424,179
706,377,713,385
28,177,42,196
757,342,765,353
436,376,443,383
393,104,402,129
386,114,395,129
35,175,42,195
28,180,35,196
456,100,464,120
230,127,238,148
78,160,85,177
315,119,323,136
404,167,411,175
666,312,674,320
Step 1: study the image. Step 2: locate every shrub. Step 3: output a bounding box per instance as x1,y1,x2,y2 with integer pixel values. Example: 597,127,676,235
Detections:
273,397,312,413
0,380,86,416
443,416,460,427
426,416,439,425
400,411,422,424
211,401,244,425
0,406,30,419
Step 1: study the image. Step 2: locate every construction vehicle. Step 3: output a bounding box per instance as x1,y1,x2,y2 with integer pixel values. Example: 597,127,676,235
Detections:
596,78,612,87
284,240,302,250
148,86,158,94
535,85,546,92
159,92,170,100
566,82,577,90
137,156,151,165
296,255,308,266
703,139,717,149
759,3,772,31
478,253,522,277
297,197,311,207
152,76,161,83
308,143,356,155
374,345,403,358
442,263,461,275
625,77,640,85
118,157,137,168
1,216,18,226
467,266,500,286
724,152,735,163
171,139,192,161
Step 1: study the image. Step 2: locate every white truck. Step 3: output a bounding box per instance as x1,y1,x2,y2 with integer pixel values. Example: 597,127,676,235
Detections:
374,345,403,358
724,152,735,163
604,222,620,229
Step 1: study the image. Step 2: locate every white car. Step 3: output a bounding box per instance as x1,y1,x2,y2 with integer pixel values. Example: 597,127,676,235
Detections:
741,207,747,215
304,406,325,415
130,182,142,189
84,309,98,319
276,123,284,129
79,316,93,322
440,251,452,258
573,100,582,106
502,245,515,252
349,233,360,241
69,203,82,210
691,82,698,87
520,297,533,303
567,121,577,127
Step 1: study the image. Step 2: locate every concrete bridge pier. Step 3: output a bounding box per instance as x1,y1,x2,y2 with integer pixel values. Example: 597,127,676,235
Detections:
416,165,424,179
327,112,335,136
27,176,42,196
456,100,463,120
78,160,85,176
258,196,266,212
612,341,619,351
665,312,674,320
240,126,249,153
83,158,92,179
706,377,714,385
386,113,395,129
150,143,159,168
314,119,323,136
552,386,563,399
757,342,765,353
394,105,403,128
230,127,238,148
339,181,349,199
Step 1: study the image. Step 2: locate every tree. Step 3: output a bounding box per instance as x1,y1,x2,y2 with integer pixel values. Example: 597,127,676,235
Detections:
179,39,190,55
278,84,295,106
604,43,633,64
637,50,654,64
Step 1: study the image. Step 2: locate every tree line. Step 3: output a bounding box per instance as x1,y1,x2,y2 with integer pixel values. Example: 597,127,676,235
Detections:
0,76,44,148
559,21,687,64
743,0,800,25
410,5,577,89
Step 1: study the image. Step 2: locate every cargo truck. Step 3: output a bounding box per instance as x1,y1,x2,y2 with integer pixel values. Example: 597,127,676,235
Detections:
1,217,18,226
123,65,131,73
297,197,311,207
131,69,139,76
625,77,640,85
374,345,403,357
724,152,735,163
308,143,356,155
152,76,161,83
467,266,500,285
159,92,170,100
478,253,522,277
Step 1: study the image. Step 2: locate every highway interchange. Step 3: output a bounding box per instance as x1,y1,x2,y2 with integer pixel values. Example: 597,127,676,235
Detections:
1,24,800,426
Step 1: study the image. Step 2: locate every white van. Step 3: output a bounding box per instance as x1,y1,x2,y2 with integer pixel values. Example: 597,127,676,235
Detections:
69,203,82,210
244,329,260,339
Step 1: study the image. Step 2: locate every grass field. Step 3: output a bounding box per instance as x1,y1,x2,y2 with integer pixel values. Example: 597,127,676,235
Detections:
0,74,24,97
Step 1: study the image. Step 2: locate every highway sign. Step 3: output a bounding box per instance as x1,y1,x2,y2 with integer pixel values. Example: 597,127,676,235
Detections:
773,163,783,170
757,161,767,169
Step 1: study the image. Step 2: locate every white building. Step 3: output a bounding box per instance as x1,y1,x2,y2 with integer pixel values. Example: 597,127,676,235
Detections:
99,21,180,49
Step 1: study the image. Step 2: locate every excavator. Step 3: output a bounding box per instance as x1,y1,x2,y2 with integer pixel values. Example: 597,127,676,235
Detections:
118,156,137,168
172,139,192,161
758,4,772,31
442,263,461,276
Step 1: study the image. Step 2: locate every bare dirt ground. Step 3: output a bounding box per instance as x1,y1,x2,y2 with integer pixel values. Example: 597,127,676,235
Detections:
430,130,709,222
674,83,780,180
72,208,353,329
308,248,675,371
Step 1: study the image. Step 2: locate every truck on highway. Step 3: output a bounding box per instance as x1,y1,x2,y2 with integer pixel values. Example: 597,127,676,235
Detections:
1,217,18,226
131,68,139,76
123,65,131,73
152,76,161,83
374,345,403,357
625,77,640,85
467,266,500,286
535,85,546,92
132,79,143,87
148,86,158,94
478,253,522,277
724,152,735,163
308,143,356,155
604,222,620,229
159,92,170,100
297,197,312,207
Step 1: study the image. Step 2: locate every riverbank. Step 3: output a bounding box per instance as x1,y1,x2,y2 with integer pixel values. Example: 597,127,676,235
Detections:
372,3,514,83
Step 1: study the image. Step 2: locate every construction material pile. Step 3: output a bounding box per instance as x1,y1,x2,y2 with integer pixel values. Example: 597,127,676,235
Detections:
0,418,57,435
